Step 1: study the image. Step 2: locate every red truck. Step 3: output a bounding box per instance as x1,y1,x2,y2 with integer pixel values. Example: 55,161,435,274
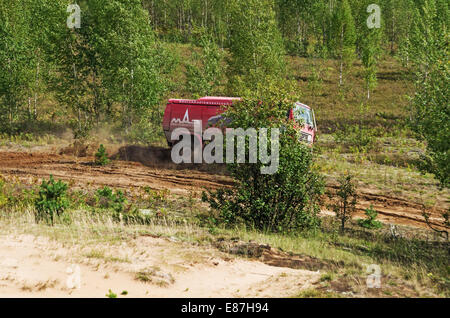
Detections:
162,96,317,147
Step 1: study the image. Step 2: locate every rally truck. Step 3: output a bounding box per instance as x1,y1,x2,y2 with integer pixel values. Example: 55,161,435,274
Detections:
162,96,317,147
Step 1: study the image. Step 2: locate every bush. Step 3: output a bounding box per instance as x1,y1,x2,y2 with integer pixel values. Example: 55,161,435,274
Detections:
333,124,376,152
35,175,69,225
95,144,110,166
358,205,382,229
95,186,127,213
94,186,153,225
328,173,357,232
202,88,324,233
0,176,7,208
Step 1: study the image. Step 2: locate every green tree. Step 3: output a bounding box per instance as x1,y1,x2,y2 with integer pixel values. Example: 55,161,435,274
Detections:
95,144,110,166
407,0,449,187
44,0,176,139
276,0,316,56
329,0,357,86
90,0,176,137
226,0,286,95
0,1,35,132
358,1,383,100
186,34,225,97
202,83,324,233
46,1,100,138
328,173,358,232
384,0,415,56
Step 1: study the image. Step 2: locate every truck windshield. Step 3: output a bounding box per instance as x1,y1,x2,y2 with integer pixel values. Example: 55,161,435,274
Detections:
293,104,314,127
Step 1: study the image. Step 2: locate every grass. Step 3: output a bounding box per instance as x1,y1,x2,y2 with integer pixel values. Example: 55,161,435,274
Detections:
287,55,414,133
84,249,130,263
0,179,448,297
314,133,449,206
135,266,175,287
296,288,342,298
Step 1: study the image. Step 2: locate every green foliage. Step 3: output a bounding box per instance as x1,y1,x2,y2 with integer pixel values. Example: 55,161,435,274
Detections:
35,175,69,225
0,176,7,208
328,173,358,232
226,0,286,94
93,186,155,225
358,205,383,229
1,0,440,144
329,0,357,86
186,35,225,97
357,0,383,100
106,289,117,298
407,0,449,187
95,144,110,166
202,86,324,233
16,0,177,138
0,0,37,132
96,186,127,213
333,124,376,152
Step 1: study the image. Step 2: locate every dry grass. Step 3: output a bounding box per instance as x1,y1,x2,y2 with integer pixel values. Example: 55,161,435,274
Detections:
0,196,447,298
287,55,415,133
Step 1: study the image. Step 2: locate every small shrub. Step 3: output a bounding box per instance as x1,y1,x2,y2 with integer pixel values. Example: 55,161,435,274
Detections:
357,205,383,229
95,144,110,166
144,188,169,207
35,175,69,225
106,289,117,298
333,125,376,152
320,273,333,282
95,186,151,225
328,173,358,232
96,186,127,213
0,177,8,208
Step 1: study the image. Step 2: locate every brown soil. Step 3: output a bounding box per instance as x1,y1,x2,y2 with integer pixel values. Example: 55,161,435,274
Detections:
0,147,446,229
214,240,332,271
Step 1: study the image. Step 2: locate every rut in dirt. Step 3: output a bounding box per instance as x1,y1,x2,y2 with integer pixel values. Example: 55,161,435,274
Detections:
0,148,447,229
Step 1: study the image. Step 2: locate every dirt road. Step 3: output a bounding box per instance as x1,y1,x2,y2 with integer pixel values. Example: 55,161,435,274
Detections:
0,149,447,229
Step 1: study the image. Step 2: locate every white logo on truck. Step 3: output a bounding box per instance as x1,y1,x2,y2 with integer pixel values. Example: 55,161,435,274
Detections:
171,109,193,125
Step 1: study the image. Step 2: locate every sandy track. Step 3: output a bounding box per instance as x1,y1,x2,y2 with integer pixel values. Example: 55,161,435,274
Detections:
0,150,447,229
0,234,319,298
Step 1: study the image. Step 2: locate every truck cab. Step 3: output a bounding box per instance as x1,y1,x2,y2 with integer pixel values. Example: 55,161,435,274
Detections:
288,102,317,144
